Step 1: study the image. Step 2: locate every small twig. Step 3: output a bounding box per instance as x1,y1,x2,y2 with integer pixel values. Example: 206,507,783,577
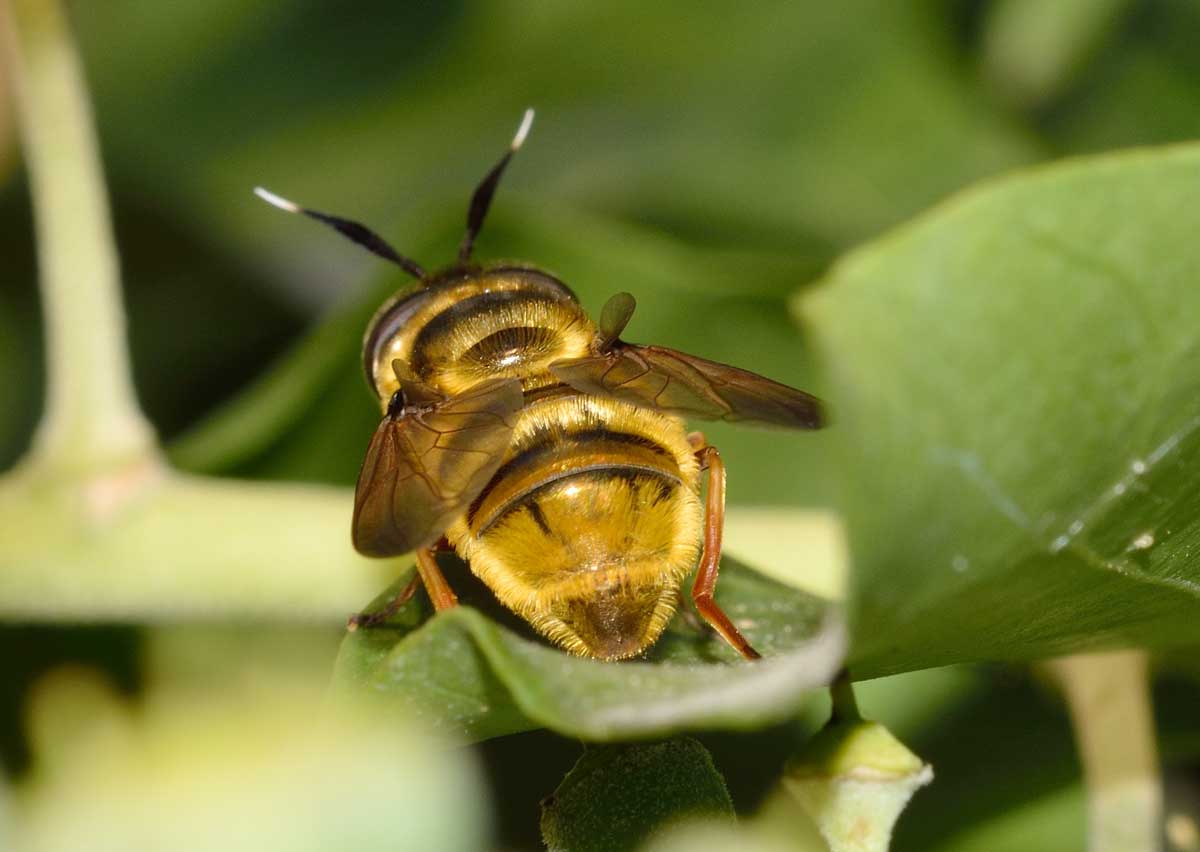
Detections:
828,668,860,723
1,0,156,475
1045,651,1162,852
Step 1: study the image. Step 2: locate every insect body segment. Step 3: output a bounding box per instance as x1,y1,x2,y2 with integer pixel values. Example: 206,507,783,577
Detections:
365,266,593,401
258,111,823,661
449,393,703,659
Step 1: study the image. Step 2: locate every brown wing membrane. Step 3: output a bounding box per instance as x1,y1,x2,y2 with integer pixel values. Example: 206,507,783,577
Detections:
550,344,823,429
352,378,523,557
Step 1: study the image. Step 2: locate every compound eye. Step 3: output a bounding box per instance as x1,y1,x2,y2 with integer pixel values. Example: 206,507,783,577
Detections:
361,284,437,398
387,389,406,418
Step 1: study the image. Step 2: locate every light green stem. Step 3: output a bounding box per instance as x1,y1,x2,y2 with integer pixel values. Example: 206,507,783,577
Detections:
829,671,860,723
1045,651,1162,852
0,0,394,621
1,0,156,475
0,475,396,620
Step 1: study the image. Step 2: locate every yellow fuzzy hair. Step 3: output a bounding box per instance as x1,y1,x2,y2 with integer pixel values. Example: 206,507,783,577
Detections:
453,469,702,658
447,395,703,658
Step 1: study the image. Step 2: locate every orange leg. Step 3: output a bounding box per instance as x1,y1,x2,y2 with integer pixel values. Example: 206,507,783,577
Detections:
693,444,761,661
415,545,459,612
347,542,458,631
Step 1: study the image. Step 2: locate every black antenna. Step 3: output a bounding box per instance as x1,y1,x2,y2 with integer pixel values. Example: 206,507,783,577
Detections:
253,187,426,280
457,108,535,264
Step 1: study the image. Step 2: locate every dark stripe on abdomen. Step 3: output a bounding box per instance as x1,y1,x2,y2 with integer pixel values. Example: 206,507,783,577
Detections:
475,465,680,536
467,427,678,527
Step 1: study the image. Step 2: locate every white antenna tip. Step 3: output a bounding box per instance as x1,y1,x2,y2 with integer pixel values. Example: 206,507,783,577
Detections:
253,186,301,214
511,108,535,151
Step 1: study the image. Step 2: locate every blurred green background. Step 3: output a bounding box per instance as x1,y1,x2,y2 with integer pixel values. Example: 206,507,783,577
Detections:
2,1,1200,850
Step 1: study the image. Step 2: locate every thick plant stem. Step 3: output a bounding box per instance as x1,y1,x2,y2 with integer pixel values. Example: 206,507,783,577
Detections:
1,0,156,475
1046,651,1161,852
0,0,398,617
0,476,396,620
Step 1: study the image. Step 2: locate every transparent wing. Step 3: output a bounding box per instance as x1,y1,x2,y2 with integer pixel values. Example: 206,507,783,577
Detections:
550,344,823,429
352,378,523,557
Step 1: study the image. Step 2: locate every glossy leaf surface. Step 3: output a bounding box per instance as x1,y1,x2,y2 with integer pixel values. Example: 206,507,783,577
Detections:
802,145,1200,676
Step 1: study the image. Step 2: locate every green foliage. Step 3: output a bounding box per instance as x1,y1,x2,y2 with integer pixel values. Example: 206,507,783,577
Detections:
4,0,1200,849
539,738,734,852
803,145,1200,677
14,673,486,852
68,0,1035,259
333,557,842,742
1036,0,1200,154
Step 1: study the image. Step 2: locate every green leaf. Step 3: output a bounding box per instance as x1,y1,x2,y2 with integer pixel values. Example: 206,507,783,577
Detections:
332,556,843,742
800,144,1200,677
539,738,734,852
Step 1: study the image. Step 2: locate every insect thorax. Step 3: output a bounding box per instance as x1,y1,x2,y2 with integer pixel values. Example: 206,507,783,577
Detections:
363,264,594,404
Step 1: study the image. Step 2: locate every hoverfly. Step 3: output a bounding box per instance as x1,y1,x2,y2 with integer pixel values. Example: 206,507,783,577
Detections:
255,110,823,660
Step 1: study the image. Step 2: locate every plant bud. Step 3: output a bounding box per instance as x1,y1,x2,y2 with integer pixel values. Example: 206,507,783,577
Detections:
783,717,932,852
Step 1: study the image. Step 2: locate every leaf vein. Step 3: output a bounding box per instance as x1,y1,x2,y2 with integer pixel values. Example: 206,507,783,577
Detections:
936,442,1200,602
